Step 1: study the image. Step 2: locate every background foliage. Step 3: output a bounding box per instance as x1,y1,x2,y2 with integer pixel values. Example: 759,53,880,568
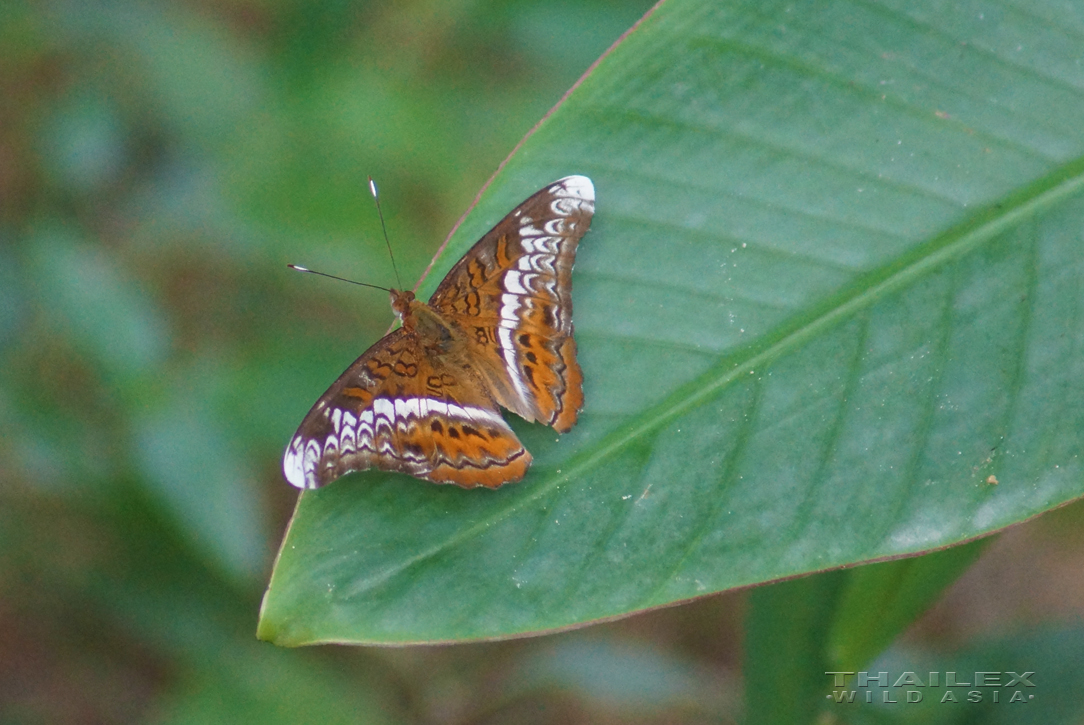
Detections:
3,0,1084,723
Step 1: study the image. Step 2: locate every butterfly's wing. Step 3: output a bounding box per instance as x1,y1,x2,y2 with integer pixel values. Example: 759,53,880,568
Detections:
283,328,531,489
428,175,594,433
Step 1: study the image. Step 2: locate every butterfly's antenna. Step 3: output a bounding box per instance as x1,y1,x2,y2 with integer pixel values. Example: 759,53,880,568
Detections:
368,177,402,290
287,264,391,293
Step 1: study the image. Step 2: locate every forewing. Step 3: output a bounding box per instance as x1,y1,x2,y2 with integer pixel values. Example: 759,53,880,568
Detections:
429,175,594,432
283,329,530,489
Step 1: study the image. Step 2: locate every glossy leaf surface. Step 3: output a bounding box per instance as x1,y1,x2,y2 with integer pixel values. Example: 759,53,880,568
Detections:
260,0,1084,645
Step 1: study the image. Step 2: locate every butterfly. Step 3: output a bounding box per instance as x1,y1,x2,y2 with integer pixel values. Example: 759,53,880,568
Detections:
283,176,594,489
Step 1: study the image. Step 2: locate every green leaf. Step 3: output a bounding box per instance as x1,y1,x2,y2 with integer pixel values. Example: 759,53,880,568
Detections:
827,539,991,671
135,395,268,584
151,642,393,725
848,625,1083,723
745,572,846,725
259,0,1084,645
743,542,989,725
26,226,170,379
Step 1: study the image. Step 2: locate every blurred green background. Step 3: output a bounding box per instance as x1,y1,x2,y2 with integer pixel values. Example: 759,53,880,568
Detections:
4,0,1084,723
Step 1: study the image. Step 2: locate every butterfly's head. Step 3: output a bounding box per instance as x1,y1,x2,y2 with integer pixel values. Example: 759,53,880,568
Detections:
390,288,416,320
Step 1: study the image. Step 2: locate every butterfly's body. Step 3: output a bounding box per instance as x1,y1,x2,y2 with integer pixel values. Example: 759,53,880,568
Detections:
284,176,594,489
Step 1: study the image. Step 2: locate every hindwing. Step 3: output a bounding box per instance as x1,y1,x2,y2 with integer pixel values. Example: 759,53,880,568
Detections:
283,329,530,489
